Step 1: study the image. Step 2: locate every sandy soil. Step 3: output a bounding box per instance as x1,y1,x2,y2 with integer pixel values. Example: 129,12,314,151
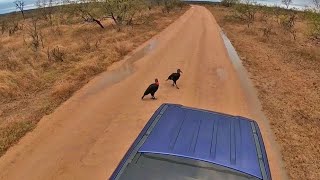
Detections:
0,6,286,180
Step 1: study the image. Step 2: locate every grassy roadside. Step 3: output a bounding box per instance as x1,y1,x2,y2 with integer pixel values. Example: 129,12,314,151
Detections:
206,4,320,180
0,4,189,157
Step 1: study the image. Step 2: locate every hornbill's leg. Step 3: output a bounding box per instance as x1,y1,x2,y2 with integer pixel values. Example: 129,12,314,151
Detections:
151,92,156,99
174,81,179,89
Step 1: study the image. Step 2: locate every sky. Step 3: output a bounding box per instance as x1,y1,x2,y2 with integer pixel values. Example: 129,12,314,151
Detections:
0,0,317,14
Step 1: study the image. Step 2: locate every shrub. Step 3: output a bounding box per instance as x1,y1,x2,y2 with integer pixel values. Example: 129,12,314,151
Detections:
47,46,65,62
279,12,297,40
1,21,8,35
306,10,320,41
221,0,240,7
104,0,145,26
114,41,133,56
234,0,257,28
27,18,44,51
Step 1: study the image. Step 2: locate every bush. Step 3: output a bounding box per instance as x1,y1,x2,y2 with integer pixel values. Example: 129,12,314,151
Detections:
47,46,65,62
279,12,297,40
0,121,35,156
1,21,8,34
306,10,320,41
104,0,145,26
234,0,257,28
221,0,239,7
161,0,183,13
27,18,44,51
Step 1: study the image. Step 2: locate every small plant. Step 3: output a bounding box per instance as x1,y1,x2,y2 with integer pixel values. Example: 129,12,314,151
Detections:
261,14,273,38
1,21,7,34
305,10,320,41
28,18,44,51
47,46,65,62
280,12,297,40
8,21,20,36
114,41,133,56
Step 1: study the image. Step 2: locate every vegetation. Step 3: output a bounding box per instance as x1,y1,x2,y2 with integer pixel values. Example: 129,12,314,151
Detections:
221,0,239,7
305,9,320,41
0,0,187,156
282,0,292,9
207,3,320,180
220,0,320,42
234,0,258,28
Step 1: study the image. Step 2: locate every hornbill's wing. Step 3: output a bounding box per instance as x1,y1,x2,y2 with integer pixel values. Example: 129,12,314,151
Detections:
167,73,175,80
144,83,157,95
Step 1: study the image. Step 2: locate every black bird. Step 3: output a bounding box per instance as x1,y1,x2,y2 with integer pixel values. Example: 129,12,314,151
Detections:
141,79,159,100
166,69,182,89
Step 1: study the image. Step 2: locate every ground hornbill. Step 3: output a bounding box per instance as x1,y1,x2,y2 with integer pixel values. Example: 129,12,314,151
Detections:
141,79,159,100
166,69,182,89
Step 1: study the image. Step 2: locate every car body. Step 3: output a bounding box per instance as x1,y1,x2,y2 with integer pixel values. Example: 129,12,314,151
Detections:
110,103,272,180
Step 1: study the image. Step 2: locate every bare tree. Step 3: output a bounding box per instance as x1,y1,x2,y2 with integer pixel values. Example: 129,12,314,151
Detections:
235,0,257,28
314,0,320,9
27,17,44,51
14,0,25,19
104,0,144,27
161,0,183,13
67,0,105,28
282,0,292,9
36,0,54,25
280,12,297,40
1,21,8,34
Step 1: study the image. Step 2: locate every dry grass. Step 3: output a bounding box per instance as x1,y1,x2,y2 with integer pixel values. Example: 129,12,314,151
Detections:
207,5,320,180
0,5,189,157
0,121,36,157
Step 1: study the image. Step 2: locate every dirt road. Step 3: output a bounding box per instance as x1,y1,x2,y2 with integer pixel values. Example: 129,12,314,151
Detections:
0,6,286,180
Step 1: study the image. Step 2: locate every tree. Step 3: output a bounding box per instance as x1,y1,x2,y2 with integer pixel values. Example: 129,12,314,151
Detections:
72,0,105,28
104,0,144,26
36,0,54,25
161,0,183,13
27,17,44,50
280,12,297,40
14,0,25,19
235,0,257,28
221,0,239,7
314,0,320,9
282,0,292,9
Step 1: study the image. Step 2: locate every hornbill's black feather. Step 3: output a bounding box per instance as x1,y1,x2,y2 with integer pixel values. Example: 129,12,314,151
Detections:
142,79,159,99
166,69,182,89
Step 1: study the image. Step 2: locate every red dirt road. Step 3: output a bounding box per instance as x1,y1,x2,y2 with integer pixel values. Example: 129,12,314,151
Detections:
0,6,286,180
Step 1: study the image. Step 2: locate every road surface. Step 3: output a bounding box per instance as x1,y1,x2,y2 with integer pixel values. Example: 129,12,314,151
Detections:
0,6,286,180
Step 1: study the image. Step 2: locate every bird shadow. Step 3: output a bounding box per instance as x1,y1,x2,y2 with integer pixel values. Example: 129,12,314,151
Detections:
141,97,158,101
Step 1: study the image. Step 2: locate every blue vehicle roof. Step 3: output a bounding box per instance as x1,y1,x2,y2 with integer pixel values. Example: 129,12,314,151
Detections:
110,104,271,180
139,104,270,179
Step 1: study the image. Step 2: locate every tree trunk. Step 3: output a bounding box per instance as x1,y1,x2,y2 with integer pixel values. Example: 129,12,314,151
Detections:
21,11,25,19
93,18,104,29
